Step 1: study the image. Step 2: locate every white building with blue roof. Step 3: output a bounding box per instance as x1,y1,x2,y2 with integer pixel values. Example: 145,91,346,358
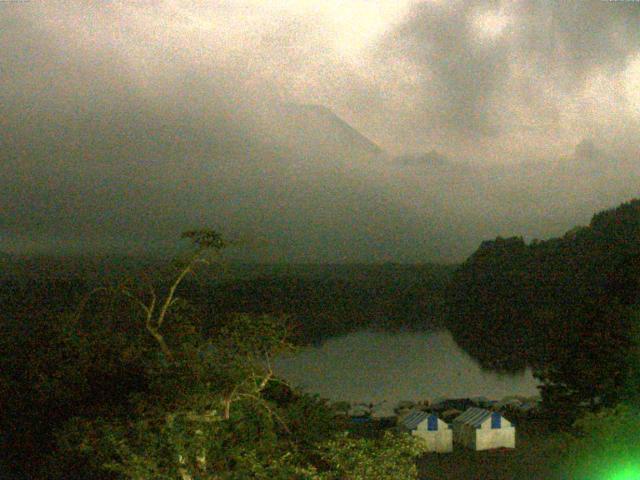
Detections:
398,411,453,453
452,407,515,450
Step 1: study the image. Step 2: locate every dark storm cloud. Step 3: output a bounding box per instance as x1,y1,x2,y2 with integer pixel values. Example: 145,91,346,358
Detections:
514,1,640,83
381,1,509,136
375,0,640,150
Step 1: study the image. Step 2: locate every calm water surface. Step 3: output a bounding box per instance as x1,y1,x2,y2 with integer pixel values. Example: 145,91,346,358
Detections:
275,329,540,416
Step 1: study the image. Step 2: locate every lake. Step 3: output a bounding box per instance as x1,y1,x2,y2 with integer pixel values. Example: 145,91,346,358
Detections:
275,329,540,416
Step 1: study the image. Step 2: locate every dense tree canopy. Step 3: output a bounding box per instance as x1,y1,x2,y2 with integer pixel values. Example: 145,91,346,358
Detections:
0,231,427,479
445,199,640,421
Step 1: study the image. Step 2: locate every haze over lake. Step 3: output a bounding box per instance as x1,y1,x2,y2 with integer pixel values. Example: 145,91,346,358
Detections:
275,330,540,416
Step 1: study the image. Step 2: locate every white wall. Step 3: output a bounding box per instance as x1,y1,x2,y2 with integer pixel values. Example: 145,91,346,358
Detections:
453,422,516,450
476,426,516,450
412,429,453,453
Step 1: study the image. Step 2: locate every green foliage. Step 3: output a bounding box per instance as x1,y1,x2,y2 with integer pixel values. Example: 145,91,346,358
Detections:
279,393,341,451
66,300,421,478
534,301,634,426
36,232,418,479
315,431,424,480
619,314,640,407
561,404,640,480
50,281,302,477
556,314,640,478
97,406,275,479
544,309,640,480
181,229,228,251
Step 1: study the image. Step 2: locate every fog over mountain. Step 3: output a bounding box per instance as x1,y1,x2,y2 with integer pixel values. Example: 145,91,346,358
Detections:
2,1,639,262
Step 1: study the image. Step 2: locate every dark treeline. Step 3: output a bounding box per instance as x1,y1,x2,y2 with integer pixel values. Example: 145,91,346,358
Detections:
445,198,640,418
0,262,454,344
190,263,455,343
1,277,149,478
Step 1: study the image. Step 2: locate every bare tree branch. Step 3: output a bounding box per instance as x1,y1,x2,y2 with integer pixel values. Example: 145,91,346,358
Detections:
119,288,153,318
157,263,193,329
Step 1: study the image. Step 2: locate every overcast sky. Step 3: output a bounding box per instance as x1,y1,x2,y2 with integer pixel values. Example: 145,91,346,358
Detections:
2,1,639,262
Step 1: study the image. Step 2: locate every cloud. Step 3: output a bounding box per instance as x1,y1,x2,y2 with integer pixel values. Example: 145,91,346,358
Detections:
514,1,640,83
1,1,639,262
395,150,450,167
379,1,510,137
372,0,640,157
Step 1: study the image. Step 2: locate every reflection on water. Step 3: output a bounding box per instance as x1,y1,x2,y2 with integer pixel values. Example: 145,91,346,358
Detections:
275,329,540,416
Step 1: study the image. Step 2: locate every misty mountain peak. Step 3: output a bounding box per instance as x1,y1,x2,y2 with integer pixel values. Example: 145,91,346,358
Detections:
276,102,383,157
574,139,604,162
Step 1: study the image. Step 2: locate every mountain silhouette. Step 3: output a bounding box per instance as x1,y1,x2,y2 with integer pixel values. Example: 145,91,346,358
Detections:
273,103,383,159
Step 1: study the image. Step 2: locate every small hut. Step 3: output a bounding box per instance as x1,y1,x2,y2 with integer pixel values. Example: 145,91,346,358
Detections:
399,411,453,453
452,407,515,451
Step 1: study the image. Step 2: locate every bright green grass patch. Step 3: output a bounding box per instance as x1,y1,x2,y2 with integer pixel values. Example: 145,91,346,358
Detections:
605,464,640,480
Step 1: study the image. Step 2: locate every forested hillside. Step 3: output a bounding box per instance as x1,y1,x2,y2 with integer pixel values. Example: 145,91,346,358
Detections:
192,263,454,343
445,198,640,415
0,262,454,346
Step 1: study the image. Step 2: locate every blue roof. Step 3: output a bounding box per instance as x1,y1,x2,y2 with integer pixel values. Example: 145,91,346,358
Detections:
452,407,494,428
400,411,431,430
